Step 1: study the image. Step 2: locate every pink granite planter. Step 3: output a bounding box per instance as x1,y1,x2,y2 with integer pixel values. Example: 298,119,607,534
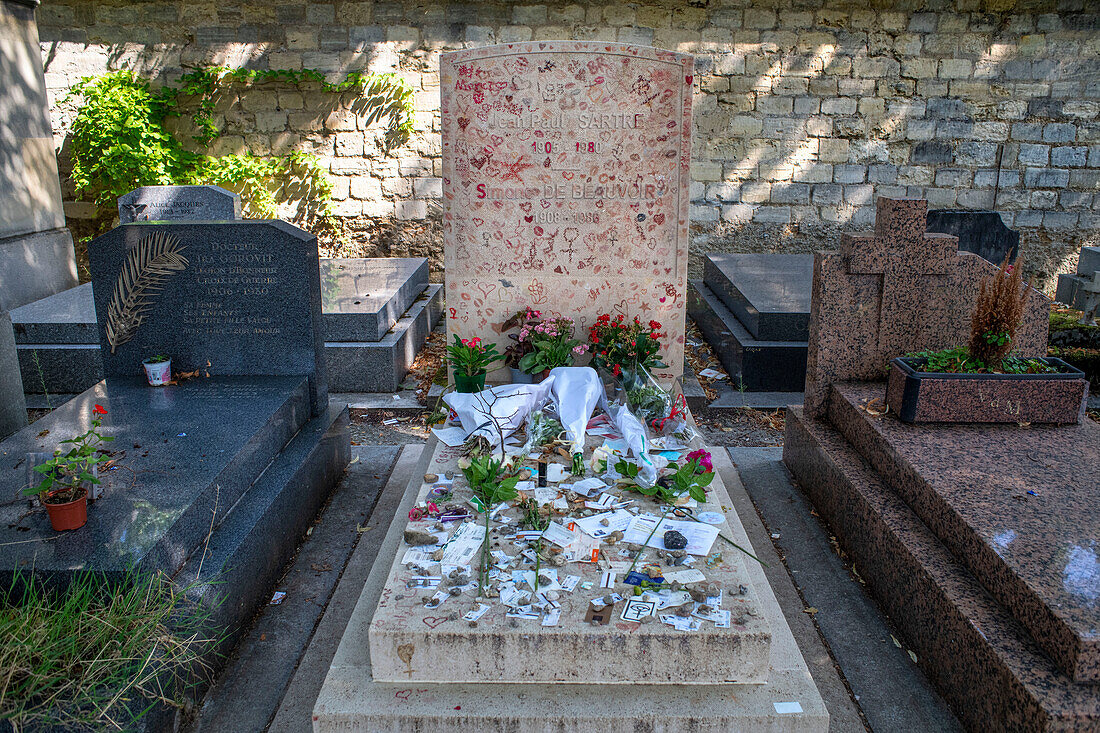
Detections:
886,356,1088,424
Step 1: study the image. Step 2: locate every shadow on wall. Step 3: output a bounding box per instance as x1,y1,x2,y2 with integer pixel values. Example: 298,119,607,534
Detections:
38,20,1097,294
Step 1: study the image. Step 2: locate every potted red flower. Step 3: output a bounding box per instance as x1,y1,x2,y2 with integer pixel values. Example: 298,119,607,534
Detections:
588,313,668,389
24,404,114,530
446,335,504,393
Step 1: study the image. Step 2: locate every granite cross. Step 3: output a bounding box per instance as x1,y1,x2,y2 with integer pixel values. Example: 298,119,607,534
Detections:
839,197,958,363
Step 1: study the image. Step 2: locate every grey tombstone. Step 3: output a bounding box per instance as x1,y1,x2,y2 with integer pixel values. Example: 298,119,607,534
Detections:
925,210,1020,265
88,220,327,414
1056,247,1100,310
0,310,27,440
117,185,242,223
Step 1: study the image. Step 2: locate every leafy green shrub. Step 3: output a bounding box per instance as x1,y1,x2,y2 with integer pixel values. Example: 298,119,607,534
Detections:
65,67,413,240
67,71,193,207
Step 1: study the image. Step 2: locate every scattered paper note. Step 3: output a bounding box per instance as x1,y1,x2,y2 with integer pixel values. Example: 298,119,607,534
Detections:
431,426,468,447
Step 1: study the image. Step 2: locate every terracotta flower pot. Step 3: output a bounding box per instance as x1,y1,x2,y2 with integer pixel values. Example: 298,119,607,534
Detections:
454,372,486,393
44,488,88,531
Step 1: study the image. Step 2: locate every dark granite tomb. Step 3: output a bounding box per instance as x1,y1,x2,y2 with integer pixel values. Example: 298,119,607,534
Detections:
926,210,1020,265
782,198,1097,730
88,221,327,413
688,253,812,393
11,260,441,395
0,216,352,725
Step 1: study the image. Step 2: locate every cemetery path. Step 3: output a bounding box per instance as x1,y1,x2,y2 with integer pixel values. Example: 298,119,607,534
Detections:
185,444,411,733
731,447,962,733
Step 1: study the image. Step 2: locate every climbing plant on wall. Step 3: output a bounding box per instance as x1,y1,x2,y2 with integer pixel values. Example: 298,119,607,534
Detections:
65,68,414,241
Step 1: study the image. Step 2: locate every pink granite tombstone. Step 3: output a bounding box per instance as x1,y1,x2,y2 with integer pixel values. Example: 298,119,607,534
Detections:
440,42,693,383
804,197,1050,417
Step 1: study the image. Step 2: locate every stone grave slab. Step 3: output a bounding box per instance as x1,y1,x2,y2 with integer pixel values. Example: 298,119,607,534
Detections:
926,209,1019,265
117,185,242,223
703,254,813,342
88,221,327,413
320,257,428,341
314,437,828,732
442,42,693,384
783,196,1098,728
9,282,97,344
368,437,771,685
0,376,309,578
687,280,807,392
804,197,1048,417
784,406,1100,731
827,381,1100,682
13,260,437,395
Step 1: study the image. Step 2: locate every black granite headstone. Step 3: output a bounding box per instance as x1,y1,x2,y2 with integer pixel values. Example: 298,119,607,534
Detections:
925,210,1019,265
117,185,242,223
88,220,327,414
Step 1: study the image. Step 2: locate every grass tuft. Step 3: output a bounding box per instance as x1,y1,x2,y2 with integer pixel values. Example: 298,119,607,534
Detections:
0,570,217,732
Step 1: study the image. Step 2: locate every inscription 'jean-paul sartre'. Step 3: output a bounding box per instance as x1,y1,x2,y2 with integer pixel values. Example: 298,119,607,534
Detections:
486,111,644,129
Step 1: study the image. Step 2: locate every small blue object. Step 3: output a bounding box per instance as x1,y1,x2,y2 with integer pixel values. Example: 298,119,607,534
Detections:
1027,490,1038,496
177,433,187,437
625,571,663,586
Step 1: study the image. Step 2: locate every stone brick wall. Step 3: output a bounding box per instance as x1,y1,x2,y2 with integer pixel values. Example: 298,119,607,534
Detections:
35,0,1100,290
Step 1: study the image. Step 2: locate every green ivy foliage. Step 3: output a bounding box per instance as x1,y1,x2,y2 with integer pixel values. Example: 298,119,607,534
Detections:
65,67,414,235
67,72,194,207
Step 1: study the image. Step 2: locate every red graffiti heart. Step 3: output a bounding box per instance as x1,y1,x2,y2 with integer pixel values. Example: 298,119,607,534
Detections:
520,202,532,213
554,265,564,274
457,117,470,130
562,171,574,180
654,213,665,225
685,75,693,84
524,215,534,223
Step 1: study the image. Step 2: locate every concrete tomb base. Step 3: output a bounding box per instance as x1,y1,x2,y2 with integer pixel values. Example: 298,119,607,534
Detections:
314,438,828,731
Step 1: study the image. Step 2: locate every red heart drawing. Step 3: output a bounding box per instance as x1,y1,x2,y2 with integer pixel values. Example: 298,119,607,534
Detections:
520,202,532,213
562,171,574,180
473,218,484,226
685,75,693,84
541,200,551,208
654,213,665,225
457,117,470,130
524,215,534,223
534,226,544,236
659,297,666,303
395,690,413,702
554,265,564,273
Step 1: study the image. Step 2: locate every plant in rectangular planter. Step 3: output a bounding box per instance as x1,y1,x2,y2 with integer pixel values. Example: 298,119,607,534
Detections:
886,258,1089,424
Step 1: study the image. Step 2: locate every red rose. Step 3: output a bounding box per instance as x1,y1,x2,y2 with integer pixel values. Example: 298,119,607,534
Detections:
93,404,108,415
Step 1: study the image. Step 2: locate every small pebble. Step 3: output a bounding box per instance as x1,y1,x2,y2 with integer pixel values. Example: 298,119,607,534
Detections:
545,590,560,602
424,473,439,483
675,605,692,617
663,530,688,550
468,620,478,628
605,530,624,545
600,518,610,527
404,529,440,546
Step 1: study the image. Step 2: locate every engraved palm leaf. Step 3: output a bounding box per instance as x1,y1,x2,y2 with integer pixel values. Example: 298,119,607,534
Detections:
105,231,188,353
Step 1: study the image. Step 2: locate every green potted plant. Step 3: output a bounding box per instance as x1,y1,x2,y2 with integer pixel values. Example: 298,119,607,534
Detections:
501,307,542,383
517,316,587,379
142,354,171,386
888,258,1088,424
446,335,504,393
24,404,115,530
